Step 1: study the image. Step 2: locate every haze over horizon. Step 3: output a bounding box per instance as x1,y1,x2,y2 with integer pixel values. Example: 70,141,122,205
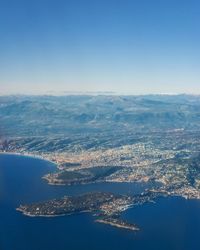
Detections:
1,0,200,95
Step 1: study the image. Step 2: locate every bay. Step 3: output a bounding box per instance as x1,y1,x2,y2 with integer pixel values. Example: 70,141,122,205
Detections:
0,153,200,250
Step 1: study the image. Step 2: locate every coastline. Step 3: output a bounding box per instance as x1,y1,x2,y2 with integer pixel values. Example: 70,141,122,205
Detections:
16,206,91,218
16,207,68,218
95,219,140,231
0,151,57,168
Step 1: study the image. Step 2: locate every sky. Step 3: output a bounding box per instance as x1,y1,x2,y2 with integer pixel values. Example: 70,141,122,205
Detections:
0,0,200,95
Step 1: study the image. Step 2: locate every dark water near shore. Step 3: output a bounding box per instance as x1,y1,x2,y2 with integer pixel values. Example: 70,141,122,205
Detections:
1,154,200,250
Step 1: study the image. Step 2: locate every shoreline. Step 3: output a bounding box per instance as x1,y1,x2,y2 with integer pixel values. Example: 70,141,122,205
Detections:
0,151,57,168
16,207,91,218
95,219,140,231
16,207,67,218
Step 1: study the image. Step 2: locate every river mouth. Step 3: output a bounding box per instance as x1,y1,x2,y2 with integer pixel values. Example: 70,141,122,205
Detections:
1,153,200,250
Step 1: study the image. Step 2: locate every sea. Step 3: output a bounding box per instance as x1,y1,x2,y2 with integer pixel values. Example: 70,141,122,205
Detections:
0,153,200,250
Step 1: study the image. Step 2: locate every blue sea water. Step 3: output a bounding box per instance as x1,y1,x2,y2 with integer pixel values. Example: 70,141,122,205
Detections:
0,153,200,250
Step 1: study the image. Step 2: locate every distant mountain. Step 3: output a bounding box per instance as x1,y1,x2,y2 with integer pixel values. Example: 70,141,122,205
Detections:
1,94,200,137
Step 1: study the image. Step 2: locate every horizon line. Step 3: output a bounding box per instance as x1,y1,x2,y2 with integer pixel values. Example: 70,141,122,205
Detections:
1,91,200,97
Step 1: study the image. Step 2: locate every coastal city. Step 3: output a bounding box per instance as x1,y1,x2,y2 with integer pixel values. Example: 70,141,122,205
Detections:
1,95,200,231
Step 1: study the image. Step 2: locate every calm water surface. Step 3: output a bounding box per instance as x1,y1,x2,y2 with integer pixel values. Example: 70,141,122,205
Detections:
0,154,200,250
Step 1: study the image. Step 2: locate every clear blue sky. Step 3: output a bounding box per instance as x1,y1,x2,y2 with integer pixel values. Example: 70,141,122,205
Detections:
0,0,200,94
